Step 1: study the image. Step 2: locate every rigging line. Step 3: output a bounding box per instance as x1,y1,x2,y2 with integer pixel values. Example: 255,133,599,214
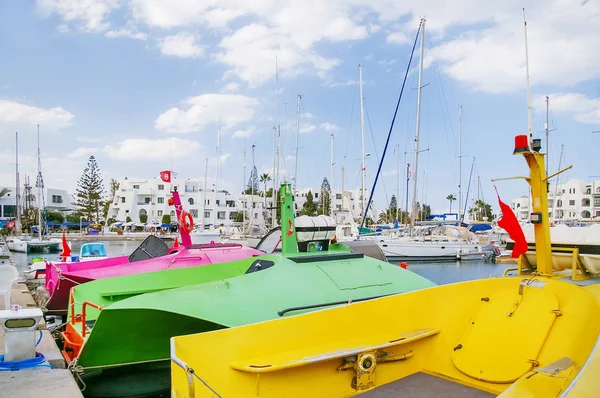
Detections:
361,22,420,229
364,99,390,208
342,69,360,170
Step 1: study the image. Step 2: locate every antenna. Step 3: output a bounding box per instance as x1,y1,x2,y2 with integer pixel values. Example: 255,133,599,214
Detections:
523,8,533,146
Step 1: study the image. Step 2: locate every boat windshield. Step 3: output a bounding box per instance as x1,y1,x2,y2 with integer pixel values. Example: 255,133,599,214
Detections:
81,243,107,257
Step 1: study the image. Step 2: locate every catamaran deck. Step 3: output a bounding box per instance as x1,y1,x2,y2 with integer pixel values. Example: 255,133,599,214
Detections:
359,373,494,397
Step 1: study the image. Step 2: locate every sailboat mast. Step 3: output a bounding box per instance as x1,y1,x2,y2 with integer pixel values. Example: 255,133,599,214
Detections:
37,125,42,240
202,157,208,228
294,95,301,191
341,167,345,213
243,150,246,232
214,127,221,226
458,105,463,222
359,65,366,219
523,9,533,145
274,57,281,228
15,132,21,234
545,95,549,176
410,18,426,233
330,134,334,215
396,144,400,222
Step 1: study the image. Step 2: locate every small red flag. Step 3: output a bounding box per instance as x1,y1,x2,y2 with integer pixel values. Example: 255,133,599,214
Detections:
496,190,528,258
7,220,14,229
60,232,71,261
174,237,179,247
160,170,171,183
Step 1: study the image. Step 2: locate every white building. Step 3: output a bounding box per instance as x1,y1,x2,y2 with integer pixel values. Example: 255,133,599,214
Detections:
511,179,600,222
0,185,71,221
106,176,369,230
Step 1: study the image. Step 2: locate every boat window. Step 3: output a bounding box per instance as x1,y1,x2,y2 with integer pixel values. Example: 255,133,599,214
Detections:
245,259,275,274
81,243,107,257
255,228,282,253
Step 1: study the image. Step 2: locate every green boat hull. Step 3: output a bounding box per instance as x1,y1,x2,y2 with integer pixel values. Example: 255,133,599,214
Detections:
76,249,434,369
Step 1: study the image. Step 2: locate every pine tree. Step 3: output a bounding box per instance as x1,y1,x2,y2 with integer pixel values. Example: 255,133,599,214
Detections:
320,177,331,215
74,156,105,223
244,166,260,194
300,190,318,216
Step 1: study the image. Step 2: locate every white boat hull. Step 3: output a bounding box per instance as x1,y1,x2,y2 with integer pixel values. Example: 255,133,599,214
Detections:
374,239,488,261
6,239,27,253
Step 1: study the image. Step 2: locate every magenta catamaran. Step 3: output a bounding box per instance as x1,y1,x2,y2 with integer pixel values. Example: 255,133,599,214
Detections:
43,174,262,315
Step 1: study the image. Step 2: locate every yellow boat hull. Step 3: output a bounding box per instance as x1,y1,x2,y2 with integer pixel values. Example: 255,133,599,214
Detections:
171,276,600,397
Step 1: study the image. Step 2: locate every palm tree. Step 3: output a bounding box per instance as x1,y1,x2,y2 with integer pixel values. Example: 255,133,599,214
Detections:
446,194,456,214
259,173,271,207
0,188,11,198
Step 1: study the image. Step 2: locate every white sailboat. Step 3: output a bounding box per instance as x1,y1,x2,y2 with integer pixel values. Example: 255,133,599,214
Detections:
27,125,60,252
370,19,488,261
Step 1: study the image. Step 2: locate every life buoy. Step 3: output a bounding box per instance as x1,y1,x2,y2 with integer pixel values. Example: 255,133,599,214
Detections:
180,211,194,233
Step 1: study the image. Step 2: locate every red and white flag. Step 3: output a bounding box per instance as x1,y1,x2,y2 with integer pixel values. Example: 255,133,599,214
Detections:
496,188,528,258
160,170,171,183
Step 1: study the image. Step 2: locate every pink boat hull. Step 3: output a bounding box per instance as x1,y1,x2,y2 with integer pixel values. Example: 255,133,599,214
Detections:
44,243,263,315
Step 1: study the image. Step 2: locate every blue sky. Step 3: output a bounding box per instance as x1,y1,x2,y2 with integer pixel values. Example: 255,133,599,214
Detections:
0,0,598,216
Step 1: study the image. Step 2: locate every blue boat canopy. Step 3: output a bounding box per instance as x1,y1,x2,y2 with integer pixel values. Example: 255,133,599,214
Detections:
468,223,492,232
61,221,76,227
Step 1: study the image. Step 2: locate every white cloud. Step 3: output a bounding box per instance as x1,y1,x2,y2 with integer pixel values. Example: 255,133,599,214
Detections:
299,123,316,134
221,82,240,92
232,127,255,138
321,79,356,88
159,33,204,58
37,1,600,94
36,0,119,32
386,31,409,44
216,23,341,86
104,137,201,160
106,29,148,40
0,100,74,131
219,153,231,162
154,94,260,133
428,1,600,93
534,93,600,125
67,147,98,159
320,122,340,132
56,24,70,33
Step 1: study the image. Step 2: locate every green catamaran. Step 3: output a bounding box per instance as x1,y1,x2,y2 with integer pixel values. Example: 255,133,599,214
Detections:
64,183,435,396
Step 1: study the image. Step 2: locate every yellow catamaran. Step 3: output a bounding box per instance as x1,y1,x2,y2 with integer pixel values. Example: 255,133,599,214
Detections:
170,136,600,397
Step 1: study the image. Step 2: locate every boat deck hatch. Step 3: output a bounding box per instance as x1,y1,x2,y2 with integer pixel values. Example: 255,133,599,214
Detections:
452,285,559,383
288,253,363,263
245,259,275,274
358,372,494,397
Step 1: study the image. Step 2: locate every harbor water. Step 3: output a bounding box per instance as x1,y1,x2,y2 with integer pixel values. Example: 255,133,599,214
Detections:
13,239,514,285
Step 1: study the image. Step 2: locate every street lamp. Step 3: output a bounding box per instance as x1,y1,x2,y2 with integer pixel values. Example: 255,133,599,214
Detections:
80,216,86,235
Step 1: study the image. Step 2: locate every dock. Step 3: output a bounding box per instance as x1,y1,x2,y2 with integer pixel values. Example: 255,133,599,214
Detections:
0,240,82,398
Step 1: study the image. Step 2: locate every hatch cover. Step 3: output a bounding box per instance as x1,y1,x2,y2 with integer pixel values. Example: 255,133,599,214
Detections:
452,285,559,383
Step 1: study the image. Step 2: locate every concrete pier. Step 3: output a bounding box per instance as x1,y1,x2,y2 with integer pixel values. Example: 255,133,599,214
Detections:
0,240,83,398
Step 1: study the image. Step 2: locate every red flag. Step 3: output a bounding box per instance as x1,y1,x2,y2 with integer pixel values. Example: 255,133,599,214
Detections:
60,232,71,261
174,237,179,247
160,170,171,183
6,220,14,229
496,191,528,258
